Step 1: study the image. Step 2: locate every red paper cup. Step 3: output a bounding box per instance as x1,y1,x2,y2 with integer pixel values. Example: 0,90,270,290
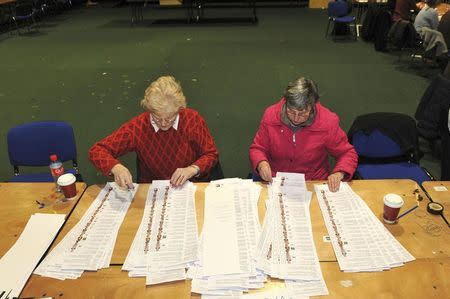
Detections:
383,193,404,224
57,173,77,200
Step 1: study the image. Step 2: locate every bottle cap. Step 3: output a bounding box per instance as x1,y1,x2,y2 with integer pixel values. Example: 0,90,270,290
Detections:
427,202,444,215
50,154,57,161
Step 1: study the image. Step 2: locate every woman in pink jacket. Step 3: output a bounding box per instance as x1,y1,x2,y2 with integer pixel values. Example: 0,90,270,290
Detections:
249,77,358,192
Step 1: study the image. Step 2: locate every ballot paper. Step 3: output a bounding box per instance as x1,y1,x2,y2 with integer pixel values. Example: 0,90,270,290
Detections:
122,180,198,285
0,213,66,298
254,173,328,297
241,288,308,299
314,182,415,272
34,183,137,280
190,179,264,297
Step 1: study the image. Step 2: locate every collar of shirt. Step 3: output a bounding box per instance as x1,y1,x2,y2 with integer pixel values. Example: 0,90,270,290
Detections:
150,114,180,132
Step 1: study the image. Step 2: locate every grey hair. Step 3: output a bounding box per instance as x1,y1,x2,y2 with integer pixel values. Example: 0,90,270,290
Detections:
284,77,319,110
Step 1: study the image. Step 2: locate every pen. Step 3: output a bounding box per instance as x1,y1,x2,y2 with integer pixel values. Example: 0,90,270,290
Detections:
397,205,419,220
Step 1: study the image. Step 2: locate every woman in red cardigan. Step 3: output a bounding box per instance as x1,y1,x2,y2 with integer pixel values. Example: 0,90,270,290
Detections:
89,76,219,188
249,77,357,192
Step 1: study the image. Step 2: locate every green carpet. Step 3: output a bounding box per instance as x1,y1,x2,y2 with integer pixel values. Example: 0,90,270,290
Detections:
0,4,441,184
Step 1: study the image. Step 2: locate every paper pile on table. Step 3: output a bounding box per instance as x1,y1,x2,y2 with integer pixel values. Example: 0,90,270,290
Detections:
189,178,264,297
255,173,328,297
35,183,137,279
314,182,415,272
123,180,198,285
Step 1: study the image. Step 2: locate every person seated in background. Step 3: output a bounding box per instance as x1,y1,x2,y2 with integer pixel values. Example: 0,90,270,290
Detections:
414,0,448,62
89,75,219,188
414,0,440,32
392,0,423,22
249,77,358,192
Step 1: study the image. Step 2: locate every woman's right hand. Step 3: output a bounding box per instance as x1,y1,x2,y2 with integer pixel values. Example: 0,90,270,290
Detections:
257,160,273,182
111,164,133,189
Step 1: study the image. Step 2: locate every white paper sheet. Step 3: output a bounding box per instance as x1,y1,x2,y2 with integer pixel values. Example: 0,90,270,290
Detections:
0,213,66,297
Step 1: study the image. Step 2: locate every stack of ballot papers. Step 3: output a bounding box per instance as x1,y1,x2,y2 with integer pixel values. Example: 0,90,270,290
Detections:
0,213,66,298
123,180,198,285
34,182,137,280
188,178,264,297
314,182,415,272
255,173,328,297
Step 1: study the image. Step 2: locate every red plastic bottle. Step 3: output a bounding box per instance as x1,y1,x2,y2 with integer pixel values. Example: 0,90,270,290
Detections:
49,154,65,192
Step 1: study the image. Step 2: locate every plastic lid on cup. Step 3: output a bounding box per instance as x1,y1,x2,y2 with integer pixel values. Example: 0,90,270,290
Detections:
57,173,76,186
384,193,404,208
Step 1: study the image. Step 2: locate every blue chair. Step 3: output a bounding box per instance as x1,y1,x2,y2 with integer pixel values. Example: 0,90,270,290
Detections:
348,113,433,184
325,0,357,40
7,121,81,182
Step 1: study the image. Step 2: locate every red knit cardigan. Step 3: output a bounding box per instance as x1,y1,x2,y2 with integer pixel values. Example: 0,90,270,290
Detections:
89,108,219,182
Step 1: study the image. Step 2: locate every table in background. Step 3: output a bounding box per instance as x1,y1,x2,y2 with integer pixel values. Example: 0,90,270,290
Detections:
422,181,450,225
437,3,450,17
0,182,87,257
127,0,257,25
21,180,450,298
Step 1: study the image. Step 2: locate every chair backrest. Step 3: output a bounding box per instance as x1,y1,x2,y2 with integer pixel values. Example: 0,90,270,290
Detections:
348,112,422,163
7,121,77,167
328,0,350,18
352,129,403,158
389,20,419,49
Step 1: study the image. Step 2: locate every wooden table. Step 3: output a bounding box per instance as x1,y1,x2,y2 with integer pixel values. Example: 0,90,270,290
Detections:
21,258,450,298
21,180,450,298
311,180,449,260
0,182,86,258
422,181,450,225
0,0,15,5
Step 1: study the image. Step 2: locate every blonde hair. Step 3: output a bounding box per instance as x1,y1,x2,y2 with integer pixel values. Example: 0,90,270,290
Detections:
141,76,187,113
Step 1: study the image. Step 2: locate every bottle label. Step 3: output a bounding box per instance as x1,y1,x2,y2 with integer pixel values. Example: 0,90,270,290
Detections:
51,166,65,178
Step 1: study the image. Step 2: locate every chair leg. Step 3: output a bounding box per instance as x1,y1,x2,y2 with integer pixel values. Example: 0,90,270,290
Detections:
325,19,331,38
13,17,20,35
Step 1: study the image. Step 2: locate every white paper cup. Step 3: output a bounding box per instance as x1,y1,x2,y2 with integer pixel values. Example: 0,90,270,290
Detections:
383,193,404,224
57,173,77,199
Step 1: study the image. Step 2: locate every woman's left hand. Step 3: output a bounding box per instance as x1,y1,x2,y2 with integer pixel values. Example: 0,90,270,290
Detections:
170,166,198,187
327,172,345,192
